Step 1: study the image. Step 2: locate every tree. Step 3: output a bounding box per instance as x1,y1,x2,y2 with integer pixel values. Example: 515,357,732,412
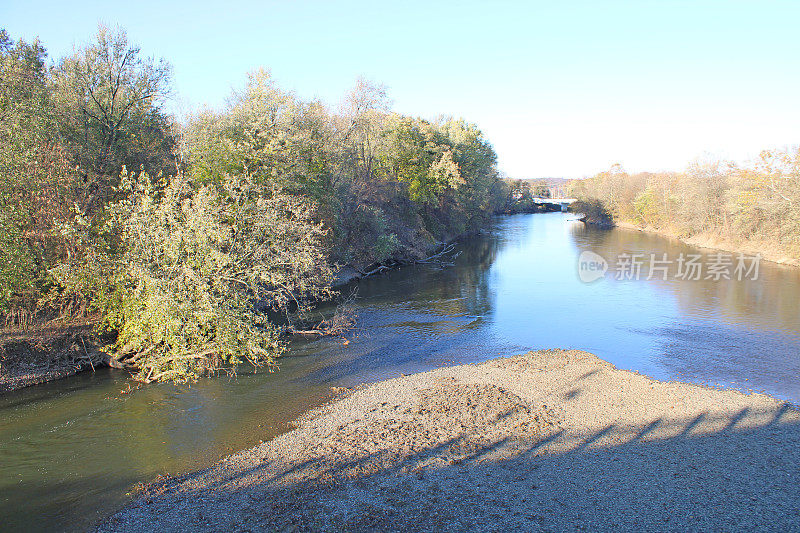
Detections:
388,117,464,204
570,149,800,260
100,171,334,382
54,24,174,214
326,78,400,264
437,117,498,218
1,25,508,382
531,181,551,198
186,69,323,193
570,199,614,227
0,29,74,321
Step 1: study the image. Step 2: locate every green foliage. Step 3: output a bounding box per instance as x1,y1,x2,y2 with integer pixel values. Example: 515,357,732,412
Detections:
101,171,333,382
387,117,464,204
0,27,502,383
53,24,174,182
0,213,36,313
633,187,660,227
0,26,176,323
0,29,72,320
532,182,551,198
373,233,401,262
186,69,321,193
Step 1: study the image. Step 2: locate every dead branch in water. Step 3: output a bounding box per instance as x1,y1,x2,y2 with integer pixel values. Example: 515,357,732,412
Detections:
358,264,392,277
415,243,462,267
288,289,358,337
356,242,463,280
415,242,456,263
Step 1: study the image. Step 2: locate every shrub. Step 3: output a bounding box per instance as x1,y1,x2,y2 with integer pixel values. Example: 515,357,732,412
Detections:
101,171,333,382
570,199,614,227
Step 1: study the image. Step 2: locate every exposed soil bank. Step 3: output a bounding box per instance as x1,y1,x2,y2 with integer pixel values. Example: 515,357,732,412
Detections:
102,349,800,532
0,323,106,394
615,221,800,267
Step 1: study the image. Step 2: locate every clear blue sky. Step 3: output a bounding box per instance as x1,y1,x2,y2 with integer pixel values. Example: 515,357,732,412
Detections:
3,0,799,178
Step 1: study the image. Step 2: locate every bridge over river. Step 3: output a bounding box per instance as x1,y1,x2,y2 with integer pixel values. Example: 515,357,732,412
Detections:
532,197,577,211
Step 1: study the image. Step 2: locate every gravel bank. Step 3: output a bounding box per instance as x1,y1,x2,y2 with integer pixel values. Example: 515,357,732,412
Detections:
102,349,800,532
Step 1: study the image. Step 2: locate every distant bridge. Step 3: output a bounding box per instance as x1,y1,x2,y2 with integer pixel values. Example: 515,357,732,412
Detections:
532,197,577,212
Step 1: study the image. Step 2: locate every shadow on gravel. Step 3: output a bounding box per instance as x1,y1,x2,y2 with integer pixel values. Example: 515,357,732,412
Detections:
113,397,800,532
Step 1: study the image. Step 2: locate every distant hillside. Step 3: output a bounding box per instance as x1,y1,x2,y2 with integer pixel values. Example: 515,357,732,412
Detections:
515,177,573,186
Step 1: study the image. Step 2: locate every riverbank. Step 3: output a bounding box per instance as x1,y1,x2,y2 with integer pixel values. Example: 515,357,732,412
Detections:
0,229,473,394
615,221,800,267
101,349,800,532
0,323,106,394
0,257,372,394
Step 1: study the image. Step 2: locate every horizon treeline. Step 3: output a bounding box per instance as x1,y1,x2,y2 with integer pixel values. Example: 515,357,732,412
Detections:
0,26,505,381
570,152,800,260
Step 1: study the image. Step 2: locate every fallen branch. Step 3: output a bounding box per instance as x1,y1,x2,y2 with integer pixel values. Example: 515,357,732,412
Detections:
110,342,161,369
415,242,456,263
287,289,358,337
358,264,391,277
415,243,462,267
352,242,462,281
79,336,94,372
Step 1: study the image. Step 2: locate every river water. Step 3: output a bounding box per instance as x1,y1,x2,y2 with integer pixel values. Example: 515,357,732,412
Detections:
2,213,799,531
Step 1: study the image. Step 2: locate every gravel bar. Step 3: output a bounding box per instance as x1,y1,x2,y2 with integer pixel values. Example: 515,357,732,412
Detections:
101,349,800,532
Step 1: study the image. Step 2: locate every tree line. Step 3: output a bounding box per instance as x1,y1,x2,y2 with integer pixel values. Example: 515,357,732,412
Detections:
570,153,800,260
0,26,508,382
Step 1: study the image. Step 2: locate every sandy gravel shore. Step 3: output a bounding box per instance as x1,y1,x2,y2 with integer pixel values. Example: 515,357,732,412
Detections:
102,349,800,532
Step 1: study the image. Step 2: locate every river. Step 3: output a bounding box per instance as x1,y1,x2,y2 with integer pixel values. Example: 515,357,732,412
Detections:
2,212,799,531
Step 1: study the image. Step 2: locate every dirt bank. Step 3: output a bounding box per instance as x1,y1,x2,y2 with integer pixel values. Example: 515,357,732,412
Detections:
101,349,800,532
0,323,105,394
615,221,800,267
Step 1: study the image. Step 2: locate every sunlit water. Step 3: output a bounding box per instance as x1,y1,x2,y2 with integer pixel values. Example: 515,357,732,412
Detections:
2,213,799,531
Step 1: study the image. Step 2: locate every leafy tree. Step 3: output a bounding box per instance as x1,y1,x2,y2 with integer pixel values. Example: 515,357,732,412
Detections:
100,171,333,382
0,26,505,383
0,29,74,321
53,24,174,214
633,187,660,227
387,117,463,204
569,199,614,227
437,117,498,228
570,149,800,259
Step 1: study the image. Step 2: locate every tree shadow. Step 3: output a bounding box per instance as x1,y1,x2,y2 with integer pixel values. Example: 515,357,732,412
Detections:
109,395,800,532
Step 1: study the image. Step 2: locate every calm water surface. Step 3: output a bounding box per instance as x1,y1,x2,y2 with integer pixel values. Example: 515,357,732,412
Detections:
2,213,800,531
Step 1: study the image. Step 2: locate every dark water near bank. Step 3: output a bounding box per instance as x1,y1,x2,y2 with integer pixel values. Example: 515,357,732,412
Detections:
2,213,799,531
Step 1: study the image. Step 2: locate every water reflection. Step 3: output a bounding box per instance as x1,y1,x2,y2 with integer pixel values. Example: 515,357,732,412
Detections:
290,233,506,385
569,223,800,333
567,221,800,396
1,213,799,532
